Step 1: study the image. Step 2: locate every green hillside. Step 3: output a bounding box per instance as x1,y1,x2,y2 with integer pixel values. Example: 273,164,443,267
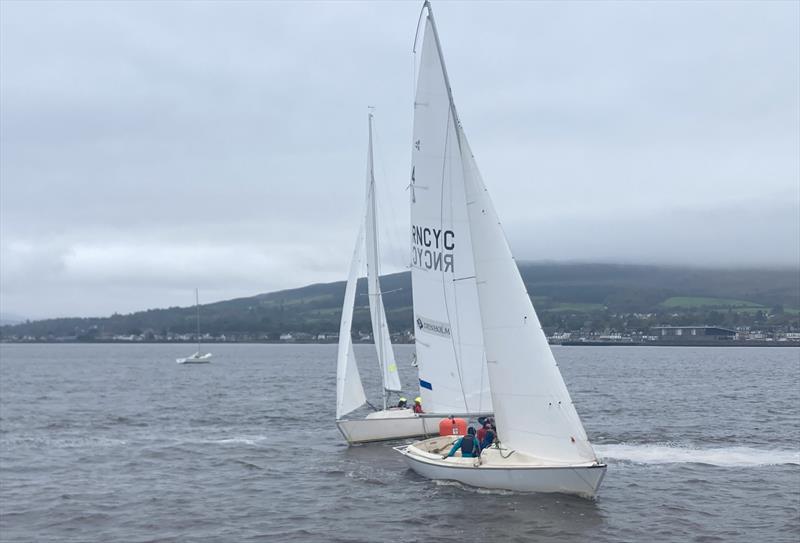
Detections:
2,263,798,340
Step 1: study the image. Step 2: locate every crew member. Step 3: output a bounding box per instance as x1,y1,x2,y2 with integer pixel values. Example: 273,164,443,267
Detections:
445,427,481,458
476,420,491,444
480,423,496,450
413,397,424,413
397,397,408,409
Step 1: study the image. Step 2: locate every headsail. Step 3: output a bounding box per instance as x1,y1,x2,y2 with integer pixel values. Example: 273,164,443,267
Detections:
461,131,597,464
336,224,368,419
410,12,492,415
365,114,402,395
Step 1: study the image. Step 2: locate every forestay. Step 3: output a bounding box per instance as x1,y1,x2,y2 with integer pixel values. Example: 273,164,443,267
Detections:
410,19,492,415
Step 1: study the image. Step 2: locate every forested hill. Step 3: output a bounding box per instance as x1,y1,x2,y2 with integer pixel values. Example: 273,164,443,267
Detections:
2,263,798,340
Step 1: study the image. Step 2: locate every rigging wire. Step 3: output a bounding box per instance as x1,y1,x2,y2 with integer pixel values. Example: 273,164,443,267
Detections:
371,115,407,272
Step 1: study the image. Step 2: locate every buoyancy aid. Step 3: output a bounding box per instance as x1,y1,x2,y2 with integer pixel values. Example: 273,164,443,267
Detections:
461,435,479,456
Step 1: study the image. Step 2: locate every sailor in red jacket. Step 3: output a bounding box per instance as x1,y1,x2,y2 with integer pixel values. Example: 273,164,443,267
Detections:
413,397,424,413
476,421,490,444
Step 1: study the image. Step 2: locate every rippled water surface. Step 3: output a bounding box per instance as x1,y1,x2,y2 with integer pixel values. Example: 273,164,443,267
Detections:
1,344,798,542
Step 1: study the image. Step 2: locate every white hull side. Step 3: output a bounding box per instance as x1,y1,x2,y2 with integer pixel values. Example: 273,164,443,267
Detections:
176,353,212,364
336,412,439,444
394,438,606,498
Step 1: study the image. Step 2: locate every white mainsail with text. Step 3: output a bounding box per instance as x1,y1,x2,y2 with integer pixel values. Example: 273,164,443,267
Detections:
410,19,492,415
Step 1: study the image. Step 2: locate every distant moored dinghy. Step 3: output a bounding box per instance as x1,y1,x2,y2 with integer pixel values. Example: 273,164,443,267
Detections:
394,2,606,498
176,289,212,364
176,352,212,364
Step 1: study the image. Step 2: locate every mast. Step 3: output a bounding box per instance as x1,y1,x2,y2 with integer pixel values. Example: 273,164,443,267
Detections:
367,112,388,411
195,288,200,353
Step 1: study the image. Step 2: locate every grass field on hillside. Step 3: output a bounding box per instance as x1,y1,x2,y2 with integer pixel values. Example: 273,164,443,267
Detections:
660,297,763,309
549,302,607,312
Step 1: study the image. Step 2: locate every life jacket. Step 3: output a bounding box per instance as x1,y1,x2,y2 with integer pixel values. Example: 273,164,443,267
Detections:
413,404,423,413
461,435,479,456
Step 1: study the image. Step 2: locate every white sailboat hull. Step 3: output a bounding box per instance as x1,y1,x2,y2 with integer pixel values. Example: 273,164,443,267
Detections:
336,409,439,444
394,436,607,498
176,353,212,364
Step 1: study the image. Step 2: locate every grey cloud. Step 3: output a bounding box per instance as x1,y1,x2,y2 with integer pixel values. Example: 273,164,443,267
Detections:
1,1,797,318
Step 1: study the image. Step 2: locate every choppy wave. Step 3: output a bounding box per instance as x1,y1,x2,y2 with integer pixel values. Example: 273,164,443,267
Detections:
1,436,128,449
188,435,268,446
596,444,800,467
2,344,798,543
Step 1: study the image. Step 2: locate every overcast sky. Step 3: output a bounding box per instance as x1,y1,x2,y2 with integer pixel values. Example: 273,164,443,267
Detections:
1,1,798,319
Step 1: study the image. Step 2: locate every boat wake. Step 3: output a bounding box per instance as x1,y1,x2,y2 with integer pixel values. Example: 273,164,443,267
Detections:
596,443,800,467
433,479,515,495
210,436,267,446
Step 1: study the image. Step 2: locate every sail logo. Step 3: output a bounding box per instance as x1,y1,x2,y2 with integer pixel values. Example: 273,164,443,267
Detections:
416,315,451,338
411,225,455,272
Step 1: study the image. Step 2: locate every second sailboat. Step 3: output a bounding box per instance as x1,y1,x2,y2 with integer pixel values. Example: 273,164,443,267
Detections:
335,113,439,444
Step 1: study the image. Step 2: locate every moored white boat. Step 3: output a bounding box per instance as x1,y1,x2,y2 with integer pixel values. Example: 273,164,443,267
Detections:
176,352,212,364
176,289,212,364
396,2,606,497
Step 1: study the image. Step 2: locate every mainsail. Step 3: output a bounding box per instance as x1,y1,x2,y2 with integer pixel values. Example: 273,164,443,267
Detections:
417,6,596,465
410,14,492,415
365,115,402,395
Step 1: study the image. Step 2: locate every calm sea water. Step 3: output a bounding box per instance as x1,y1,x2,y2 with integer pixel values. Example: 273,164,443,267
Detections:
0,344,798,542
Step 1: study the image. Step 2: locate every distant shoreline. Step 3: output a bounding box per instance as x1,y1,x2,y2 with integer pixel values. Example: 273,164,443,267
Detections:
1,340,798,348
557,341,798,347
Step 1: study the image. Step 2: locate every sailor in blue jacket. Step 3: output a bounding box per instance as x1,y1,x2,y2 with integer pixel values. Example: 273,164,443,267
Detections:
445,426,481,458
